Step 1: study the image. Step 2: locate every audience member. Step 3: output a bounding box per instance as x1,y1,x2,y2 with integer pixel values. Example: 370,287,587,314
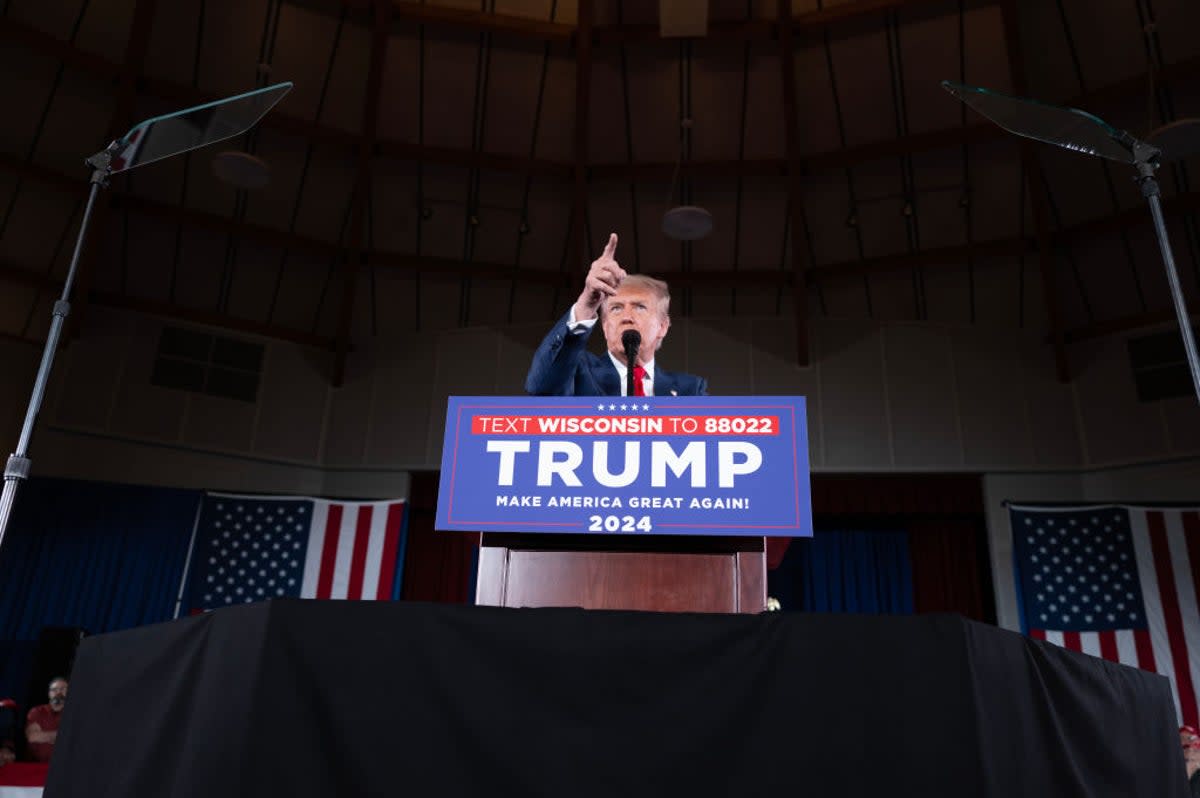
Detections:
25,678,68,763
1182,725,1200,797
0,699,17,767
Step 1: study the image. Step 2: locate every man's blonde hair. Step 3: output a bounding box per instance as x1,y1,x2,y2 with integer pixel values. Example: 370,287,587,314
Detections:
601,274,671,319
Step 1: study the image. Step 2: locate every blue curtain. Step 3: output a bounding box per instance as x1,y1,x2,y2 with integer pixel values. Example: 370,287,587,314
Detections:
0,477,201,699
768,530,915,614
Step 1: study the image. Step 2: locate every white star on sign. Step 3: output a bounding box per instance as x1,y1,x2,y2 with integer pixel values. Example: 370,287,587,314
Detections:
609,404,616,410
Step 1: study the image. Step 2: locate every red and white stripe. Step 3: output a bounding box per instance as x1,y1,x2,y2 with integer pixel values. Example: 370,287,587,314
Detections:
300,499,406,600
1029,508,1200,728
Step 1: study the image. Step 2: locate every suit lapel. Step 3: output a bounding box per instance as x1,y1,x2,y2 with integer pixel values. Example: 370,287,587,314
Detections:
654,368,678,397
591,356,622,397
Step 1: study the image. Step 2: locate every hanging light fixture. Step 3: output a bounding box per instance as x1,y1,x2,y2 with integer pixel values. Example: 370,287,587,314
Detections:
661,118,713,241
212,151,271,190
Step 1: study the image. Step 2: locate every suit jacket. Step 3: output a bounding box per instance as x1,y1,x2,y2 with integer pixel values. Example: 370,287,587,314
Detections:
525,312,708,397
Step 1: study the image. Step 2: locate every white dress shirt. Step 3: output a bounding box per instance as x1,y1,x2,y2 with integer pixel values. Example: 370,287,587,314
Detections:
607,352,655,397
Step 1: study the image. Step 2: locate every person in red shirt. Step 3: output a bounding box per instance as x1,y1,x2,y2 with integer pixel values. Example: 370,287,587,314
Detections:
1183,725,1200,798
0,698,17,767
25,678,67,763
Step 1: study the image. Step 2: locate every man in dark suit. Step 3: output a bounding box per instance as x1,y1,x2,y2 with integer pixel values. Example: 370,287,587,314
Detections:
526,232,707,397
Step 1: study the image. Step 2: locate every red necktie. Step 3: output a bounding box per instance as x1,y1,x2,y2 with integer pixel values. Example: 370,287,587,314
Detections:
632,365,647,397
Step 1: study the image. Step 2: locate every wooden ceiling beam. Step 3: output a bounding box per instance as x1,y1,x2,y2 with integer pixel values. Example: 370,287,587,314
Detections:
567,0,593,285
594,0,992,46
590,124,1001,180
388,0,573,42
0,16,119,77
111,193,340,258
1060,308,1199,345
367,252,568,285
355,0,990,46
0,331,43,348
778,0,811,366
339,0,574,42
65,0,160,343
0,262,60,293
374,139,569,178
7,146,1200,296
332,0,390,387
94,292,340,350
5,14,1197,193
0,154,575,287
0,152,78,191
808,234,1032,282
999,0,1069,383
0,260,336,349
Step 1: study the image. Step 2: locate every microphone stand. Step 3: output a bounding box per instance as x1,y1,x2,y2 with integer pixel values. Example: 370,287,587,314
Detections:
0,143,118,551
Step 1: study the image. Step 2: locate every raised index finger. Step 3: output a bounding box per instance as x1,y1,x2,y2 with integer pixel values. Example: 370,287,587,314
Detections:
601,232,619,260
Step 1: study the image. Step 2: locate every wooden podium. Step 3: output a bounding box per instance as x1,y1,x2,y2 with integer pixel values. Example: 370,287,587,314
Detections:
475,533,767,613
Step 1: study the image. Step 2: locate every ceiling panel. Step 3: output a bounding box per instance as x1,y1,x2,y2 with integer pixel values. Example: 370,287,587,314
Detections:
1,0,1192,362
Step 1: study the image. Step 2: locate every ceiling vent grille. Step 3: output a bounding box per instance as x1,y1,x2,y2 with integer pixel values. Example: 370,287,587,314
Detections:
151,326,264,403
1126,326,1198,402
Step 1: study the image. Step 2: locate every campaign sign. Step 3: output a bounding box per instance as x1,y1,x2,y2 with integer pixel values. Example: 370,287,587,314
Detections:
435,396,812,537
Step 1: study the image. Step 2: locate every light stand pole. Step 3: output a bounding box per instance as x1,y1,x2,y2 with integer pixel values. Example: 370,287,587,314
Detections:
0,144,117,551
1133,146,1200,403
0,81,293,555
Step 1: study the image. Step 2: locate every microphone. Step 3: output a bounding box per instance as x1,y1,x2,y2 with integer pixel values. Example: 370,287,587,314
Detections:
621,329,641,396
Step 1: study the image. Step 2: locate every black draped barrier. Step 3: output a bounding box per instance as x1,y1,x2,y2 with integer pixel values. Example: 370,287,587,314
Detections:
46,601,1187,797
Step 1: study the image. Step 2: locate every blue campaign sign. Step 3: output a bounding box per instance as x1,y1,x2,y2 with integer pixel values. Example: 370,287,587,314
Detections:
435,396,812,537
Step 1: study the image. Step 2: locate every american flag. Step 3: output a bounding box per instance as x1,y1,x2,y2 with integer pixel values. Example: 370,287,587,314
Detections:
1010,505,1200,727
181,492,407,613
